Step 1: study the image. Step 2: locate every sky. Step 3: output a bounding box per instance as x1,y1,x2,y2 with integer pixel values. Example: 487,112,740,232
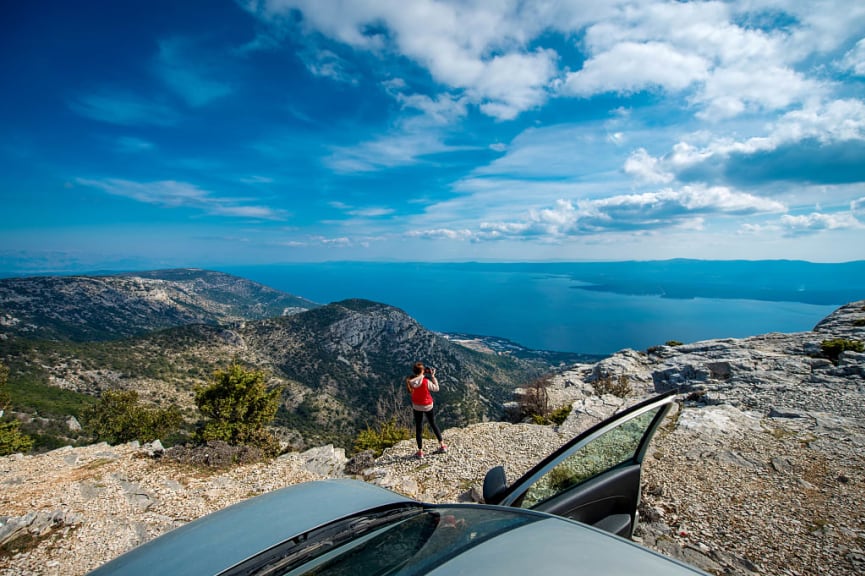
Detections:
1,0,864,274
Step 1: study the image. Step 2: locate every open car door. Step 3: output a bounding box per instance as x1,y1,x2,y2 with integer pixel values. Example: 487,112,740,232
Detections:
483,391,676,539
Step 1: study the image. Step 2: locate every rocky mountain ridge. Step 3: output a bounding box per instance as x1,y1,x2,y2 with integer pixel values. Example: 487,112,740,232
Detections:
1,271,549,449
0,269,318,342
1,300,863,575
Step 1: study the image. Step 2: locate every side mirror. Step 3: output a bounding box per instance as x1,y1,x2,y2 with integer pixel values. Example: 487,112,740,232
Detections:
482,466,508,505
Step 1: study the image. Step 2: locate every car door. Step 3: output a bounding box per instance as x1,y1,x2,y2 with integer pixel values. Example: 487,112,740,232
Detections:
482,391,676,538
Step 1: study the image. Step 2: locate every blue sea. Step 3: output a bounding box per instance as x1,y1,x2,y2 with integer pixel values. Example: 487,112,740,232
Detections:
223,260,864,355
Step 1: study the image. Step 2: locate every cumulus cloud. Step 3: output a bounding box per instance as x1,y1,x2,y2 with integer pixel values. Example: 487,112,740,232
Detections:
246,0,559,119
561,41,709,96
780,211,863,236
405,228,473,241
246,0,865,125
624,148,674,184
469,185,786,241
640,98,865,186
75,178,287,220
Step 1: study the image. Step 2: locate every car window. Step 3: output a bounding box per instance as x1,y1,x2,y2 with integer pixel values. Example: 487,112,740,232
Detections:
518,406,663,509
225,506,539,576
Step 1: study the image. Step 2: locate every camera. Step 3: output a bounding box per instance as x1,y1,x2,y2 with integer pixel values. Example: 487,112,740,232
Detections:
423,366,435,374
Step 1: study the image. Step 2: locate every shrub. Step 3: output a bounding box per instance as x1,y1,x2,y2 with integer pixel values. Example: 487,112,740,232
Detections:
353,418,411,456
0,420,34,455
0,363,34,455
548,404,572,425
665,340,684,347
82,390,182,445
820,338,864,363
195,363,282,456
592,374,632,398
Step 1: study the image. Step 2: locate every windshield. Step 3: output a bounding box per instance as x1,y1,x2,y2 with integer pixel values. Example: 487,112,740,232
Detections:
222,505,539,576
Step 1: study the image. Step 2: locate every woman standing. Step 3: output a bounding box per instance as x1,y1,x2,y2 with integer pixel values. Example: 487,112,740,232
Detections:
406,361,447,458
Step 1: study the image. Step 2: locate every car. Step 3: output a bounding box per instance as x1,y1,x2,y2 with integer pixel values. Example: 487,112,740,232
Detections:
88,391,705,575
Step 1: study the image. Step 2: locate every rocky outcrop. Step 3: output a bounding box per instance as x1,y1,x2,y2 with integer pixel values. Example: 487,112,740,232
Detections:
1,300,863,575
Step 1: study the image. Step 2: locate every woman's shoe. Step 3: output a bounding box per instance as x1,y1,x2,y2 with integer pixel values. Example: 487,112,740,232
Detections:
433,444,447,454
415,450,424,458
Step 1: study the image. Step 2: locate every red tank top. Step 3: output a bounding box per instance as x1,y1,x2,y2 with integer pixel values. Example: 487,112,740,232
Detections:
411,377,433,406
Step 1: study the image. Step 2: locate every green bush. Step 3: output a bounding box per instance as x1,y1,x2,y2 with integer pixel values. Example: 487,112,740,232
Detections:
0,421,34,455
0,362,34,455
82,389,182,445
353,418,411,456
529,404,572,426
665,340,684,347
820,338,864,363
195,363,282,456
548,404,572,425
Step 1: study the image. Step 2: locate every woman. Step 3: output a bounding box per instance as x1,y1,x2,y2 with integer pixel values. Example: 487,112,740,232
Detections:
406,361,447,458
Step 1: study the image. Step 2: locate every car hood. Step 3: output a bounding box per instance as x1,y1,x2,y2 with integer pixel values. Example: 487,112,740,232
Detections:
87,479,415,576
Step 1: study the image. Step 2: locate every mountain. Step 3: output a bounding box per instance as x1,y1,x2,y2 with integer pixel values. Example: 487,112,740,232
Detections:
0,268,319,341
0,271,550,448
1,300,863,576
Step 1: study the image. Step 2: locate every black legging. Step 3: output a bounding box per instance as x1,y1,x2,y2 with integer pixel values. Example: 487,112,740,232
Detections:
413,408,443,449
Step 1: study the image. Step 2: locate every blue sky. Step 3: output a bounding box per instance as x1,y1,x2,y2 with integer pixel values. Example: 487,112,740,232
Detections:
2,0,864,274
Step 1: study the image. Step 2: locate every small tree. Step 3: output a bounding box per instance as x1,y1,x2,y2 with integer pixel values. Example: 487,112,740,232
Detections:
520,375,551,421
195,363,281,456
592,374,632,398
0,362,35,455
82,389,182,445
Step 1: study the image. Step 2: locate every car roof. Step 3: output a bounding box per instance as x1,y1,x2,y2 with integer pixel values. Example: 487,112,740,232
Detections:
87,479,415,576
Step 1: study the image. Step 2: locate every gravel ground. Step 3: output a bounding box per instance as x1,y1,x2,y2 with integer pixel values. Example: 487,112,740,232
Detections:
2,404,863,575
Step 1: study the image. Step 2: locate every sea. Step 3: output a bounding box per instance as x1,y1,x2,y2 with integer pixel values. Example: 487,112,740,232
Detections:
223,260,863,356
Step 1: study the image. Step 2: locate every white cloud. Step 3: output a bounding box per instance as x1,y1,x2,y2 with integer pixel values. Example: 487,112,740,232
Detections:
561,41,709,97
841,38,865,75
405,228,473,241
300,48,358,83
464,185,787,242
248,0,559,119
75,178,287,220
347,207,394,217
645,98,865,178
695,64,820,120
780,211,863,236
624,148,674,184
326,131,467,173
248,0,865,125
394,92,468,126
